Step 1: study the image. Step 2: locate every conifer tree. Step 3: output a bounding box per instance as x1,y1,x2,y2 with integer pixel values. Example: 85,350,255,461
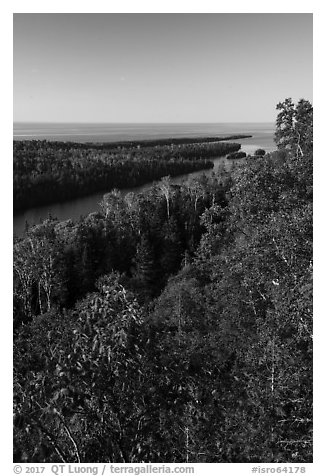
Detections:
131,236,157,301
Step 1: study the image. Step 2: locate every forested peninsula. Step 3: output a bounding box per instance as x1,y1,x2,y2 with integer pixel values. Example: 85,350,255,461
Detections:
13,99,313,463
14,136,249,213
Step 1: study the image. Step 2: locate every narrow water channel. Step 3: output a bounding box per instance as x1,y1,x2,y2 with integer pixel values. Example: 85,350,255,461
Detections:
13,155,237,237
14,138,276,237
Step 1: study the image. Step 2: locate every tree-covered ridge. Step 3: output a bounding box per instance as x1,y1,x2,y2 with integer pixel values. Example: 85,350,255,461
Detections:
14,133,252,151
14,139,242,212
13,99,312,463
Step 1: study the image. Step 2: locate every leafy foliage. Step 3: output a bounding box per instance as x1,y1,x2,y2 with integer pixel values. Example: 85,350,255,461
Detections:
275,98,313,157
14,99,312,462
14,275,146,462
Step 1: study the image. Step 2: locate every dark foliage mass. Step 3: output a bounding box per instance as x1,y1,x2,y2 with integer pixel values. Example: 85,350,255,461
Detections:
14,100,312,463
255,148,266,156
13,139,242,212
227,151,247,160
16,134,250,150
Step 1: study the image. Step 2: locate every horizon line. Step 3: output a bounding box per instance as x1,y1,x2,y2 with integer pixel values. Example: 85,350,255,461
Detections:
14,120,276,125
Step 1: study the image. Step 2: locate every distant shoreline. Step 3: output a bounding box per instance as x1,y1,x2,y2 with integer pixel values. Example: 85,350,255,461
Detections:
13,134,252,149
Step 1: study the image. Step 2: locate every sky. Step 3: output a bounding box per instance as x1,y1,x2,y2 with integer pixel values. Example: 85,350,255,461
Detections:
13,13,313,123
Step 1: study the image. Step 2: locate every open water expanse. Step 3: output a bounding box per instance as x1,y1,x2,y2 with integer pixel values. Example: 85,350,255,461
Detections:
13,122,276,237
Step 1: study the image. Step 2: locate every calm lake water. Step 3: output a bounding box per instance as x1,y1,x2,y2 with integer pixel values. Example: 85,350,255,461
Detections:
13,122,276,237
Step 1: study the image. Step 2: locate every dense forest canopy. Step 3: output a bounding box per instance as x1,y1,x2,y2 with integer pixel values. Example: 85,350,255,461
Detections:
14,99,312,463
13,138,244,213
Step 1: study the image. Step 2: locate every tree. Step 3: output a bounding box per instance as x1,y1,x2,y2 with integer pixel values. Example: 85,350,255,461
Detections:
131,236,157,301
193,133,313,461
14,219,67,320
275,98,296,151
14,238,36,324
158,176,174,219
14,274,146,463
159,217,183,279
100,189,124,220
275,98,313,158
294,99,313,155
